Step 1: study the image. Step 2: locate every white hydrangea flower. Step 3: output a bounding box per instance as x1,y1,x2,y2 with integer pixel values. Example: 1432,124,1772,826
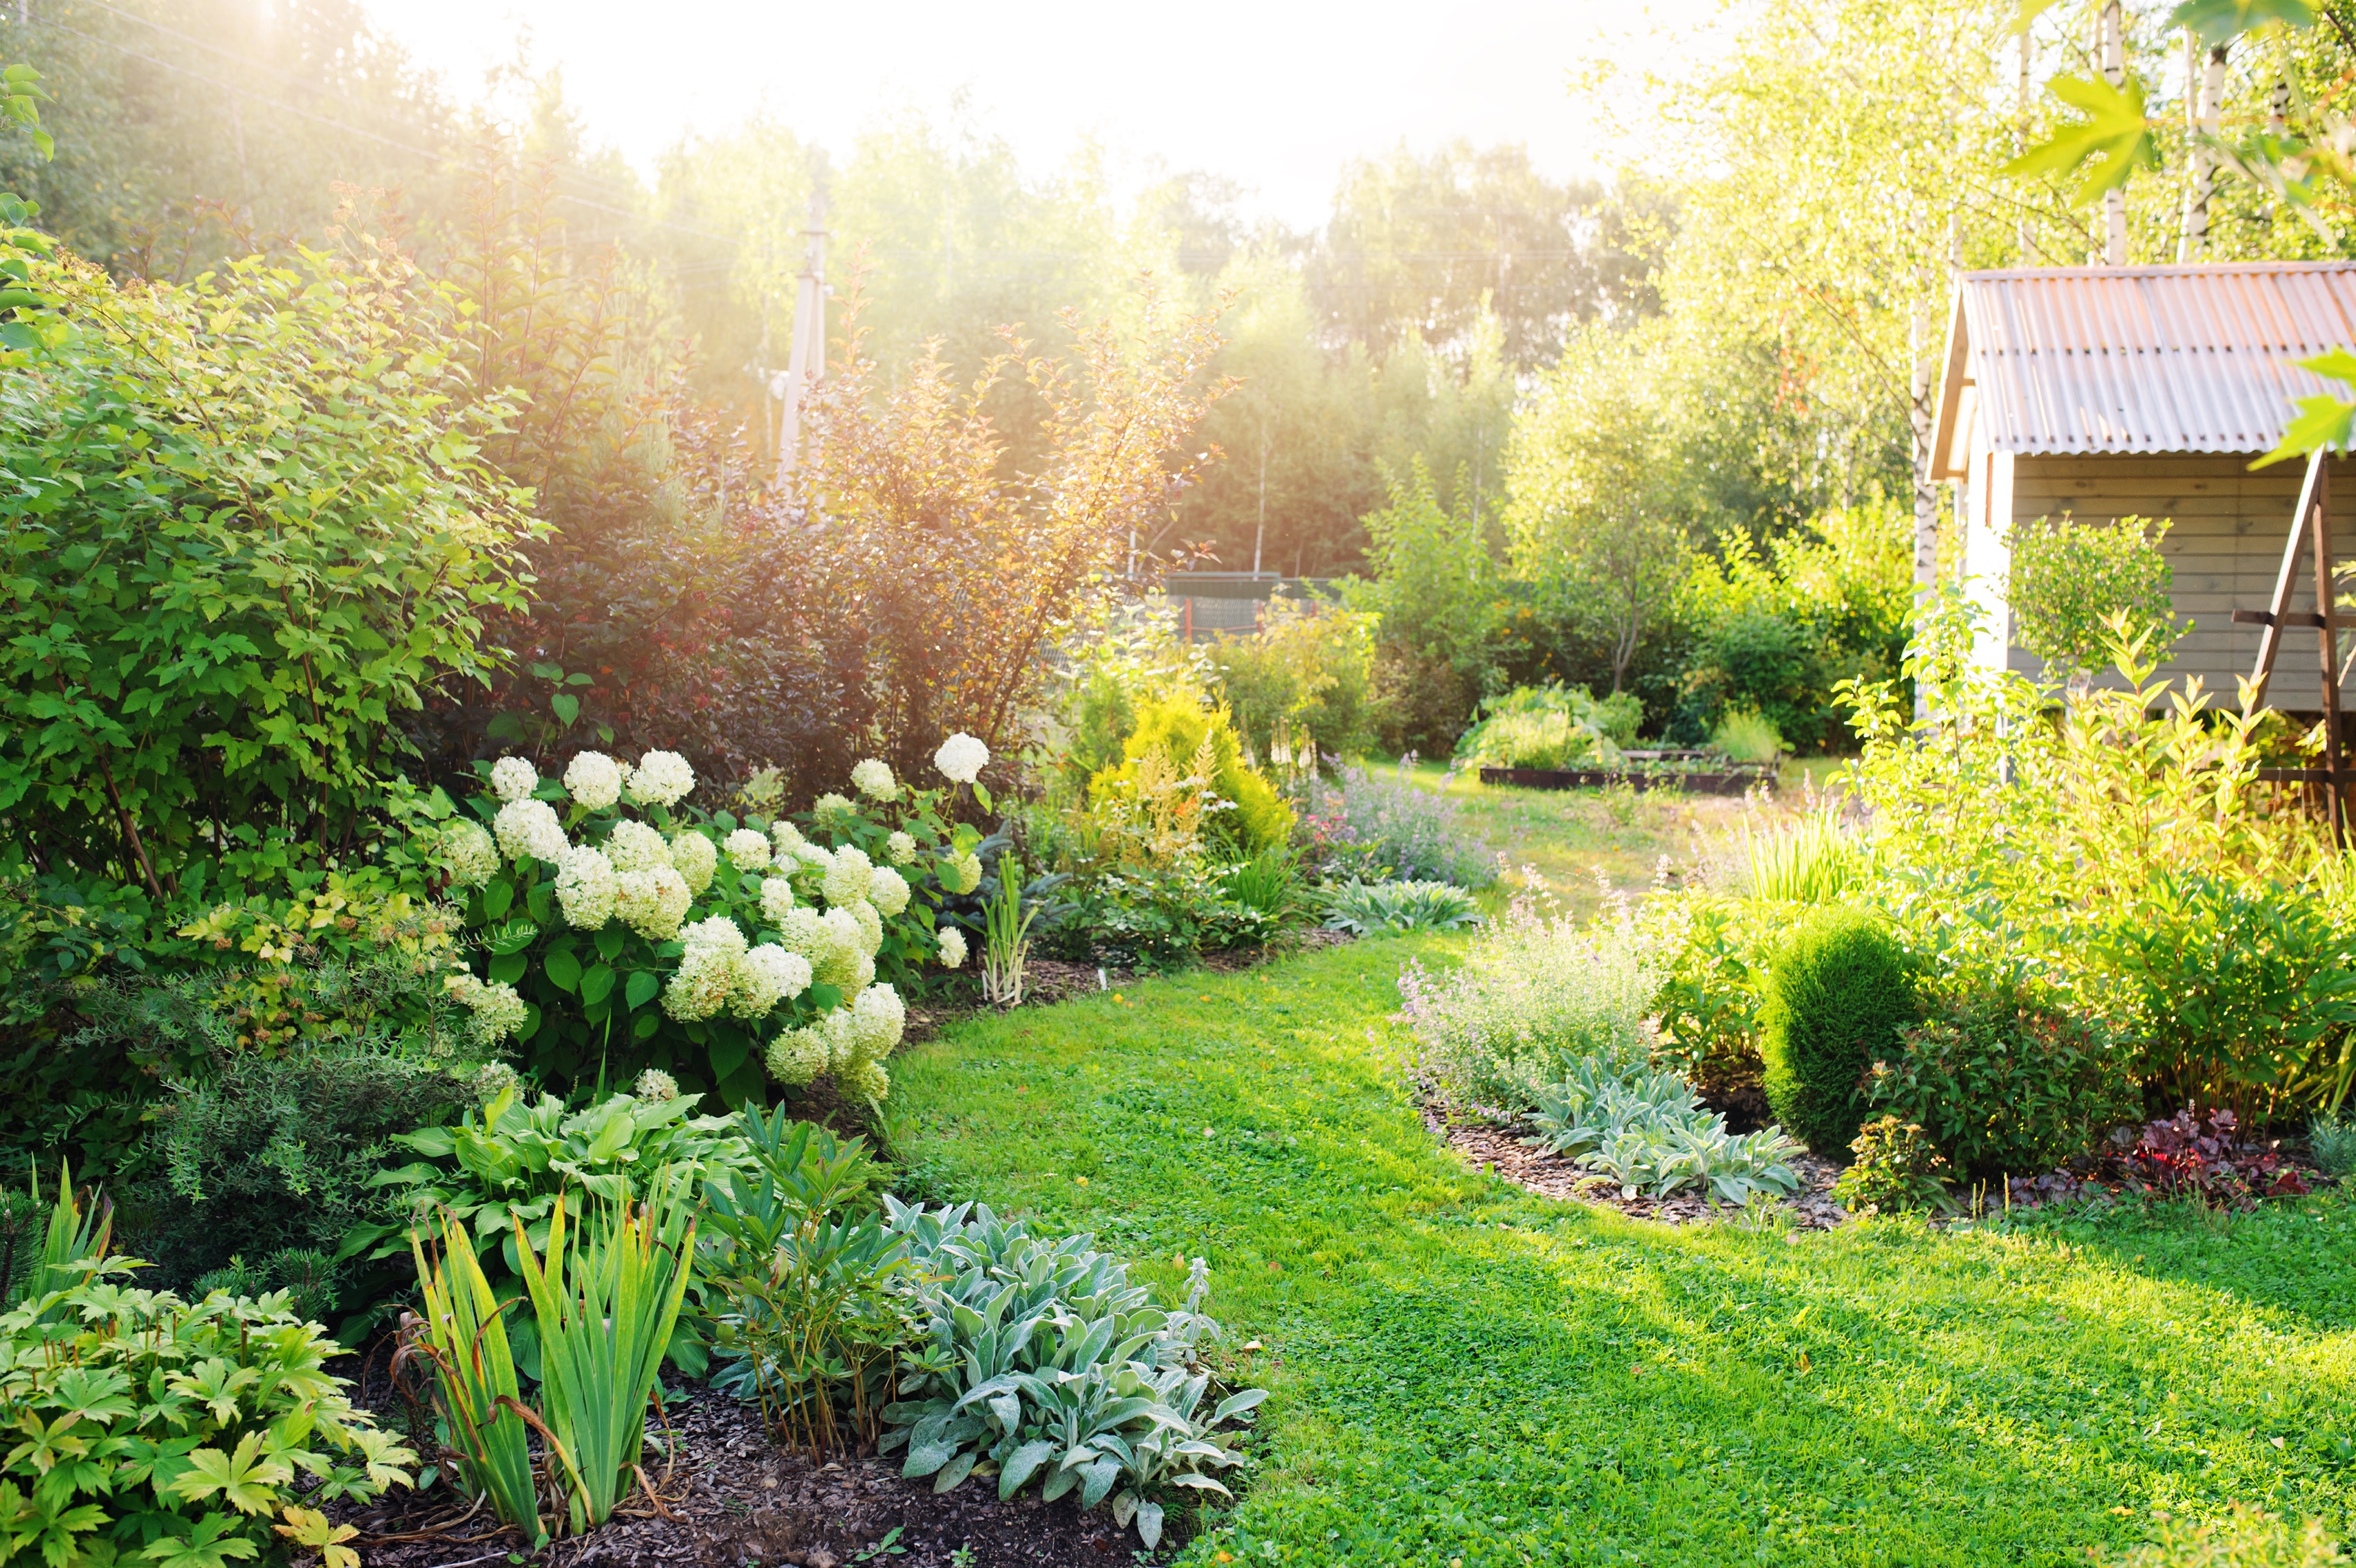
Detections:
812,793,857,830
630,750,697,808
866,866,911,918
664,918,748,1021
841,1057,890,1104
778,906,828,961
439,821,499,888
447,972,529,1045
669,830,718,895
633,1068,679,1102
604,819,670,875
723,828,772,873
938,927,967,968
733,944,812,1017
812,907,867,987
822,845,874,908
944,851,983,895
765,1026,830,1086
849,900,884,958
494,798,568,863
770,819,807,857
851,758,897,800
934,733,989,785
554,846,618,929
796,843,835,872
680,915,749,963
817,1009,861,1072
615,866,691,940
846,951,877,993
758,875,797,925
489,756,538,803
563,751,626,811
884,830,917,866
850,983,906,1060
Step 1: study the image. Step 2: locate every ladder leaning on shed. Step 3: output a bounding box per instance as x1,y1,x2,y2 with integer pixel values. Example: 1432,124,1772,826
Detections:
2236,448,2347,841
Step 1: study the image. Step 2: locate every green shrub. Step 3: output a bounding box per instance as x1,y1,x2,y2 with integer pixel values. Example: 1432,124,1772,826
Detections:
1223,846,1308,925
1830,1115,1951,1215
0,1259,416,1567
1741,812,1863,902
1649,894,1773,1100
1211,596,1380,767
1865,986,2138,1178
1052,864,1279,969
1454,683,1638,771
1090,698,1293,855
1713,707,1784,764
2311,1114,2356,1177
1760,908,1918,1155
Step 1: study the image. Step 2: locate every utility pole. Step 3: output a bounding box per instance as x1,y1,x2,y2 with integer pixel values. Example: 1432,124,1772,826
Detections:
775,187,828,484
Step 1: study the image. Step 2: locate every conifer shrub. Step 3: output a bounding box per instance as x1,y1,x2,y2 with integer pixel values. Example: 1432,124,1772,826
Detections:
1760,908,1918,1154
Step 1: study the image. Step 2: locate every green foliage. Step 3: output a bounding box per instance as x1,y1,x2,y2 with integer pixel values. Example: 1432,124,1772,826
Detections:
2313,1114,2356,1176
1675,502,1912,751
1649,895,1773,1098
0,1259,415,1568
1090,699,1294,856
192,1249,340,1329
403,1203,541,1541
1761,909,1919,1154
1317,879,1483,936
142,1041,473,1302
1526,1058,1805,1204
0,239,536,899
1055,864,1281,971
1211,598,1380,770
1398,889,1658,1106
1742,814,1866,904
1830,1115,1953,1215
1865,987,2140,1178
1454,684,1637,771
878,1201,1264,1550
1349,459,1499,754
703,1113,906,1454
1223,847,1309,926
1712,709,1784,764
515,1181,699,1535
0,1161,111,1314
2007,516,2180,678
2112,1505,2346,1568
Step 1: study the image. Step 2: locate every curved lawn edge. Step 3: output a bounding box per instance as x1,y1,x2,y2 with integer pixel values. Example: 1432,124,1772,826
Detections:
885,939,2356,1567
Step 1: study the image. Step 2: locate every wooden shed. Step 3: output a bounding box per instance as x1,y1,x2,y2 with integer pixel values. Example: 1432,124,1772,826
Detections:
1929,260,2356,713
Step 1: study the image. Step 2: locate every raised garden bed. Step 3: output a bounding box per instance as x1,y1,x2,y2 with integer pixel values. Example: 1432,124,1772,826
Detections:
1477,760,1772,794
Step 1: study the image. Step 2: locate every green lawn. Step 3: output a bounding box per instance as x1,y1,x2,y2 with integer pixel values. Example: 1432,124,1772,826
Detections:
1372,756,1854,913
888,938,2356,1567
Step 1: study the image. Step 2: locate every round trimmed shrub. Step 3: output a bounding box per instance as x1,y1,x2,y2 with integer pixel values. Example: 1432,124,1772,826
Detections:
1760,908,1919,1154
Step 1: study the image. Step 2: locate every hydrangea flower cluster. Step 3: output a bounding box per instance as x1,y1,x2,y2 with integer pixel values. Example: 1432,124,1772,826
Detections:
765,979,905,1102
634,1067,679,1102
724,828,771,872
669,830,718,895
554,846,618,928
934,732,989,785
938,927,967,968
851,758,897,800
490,756,538,803
564,751,630,810
663,914,812,1022
494,798,567,863
440,821,500,887
447,971,529,1046
630,750,697,808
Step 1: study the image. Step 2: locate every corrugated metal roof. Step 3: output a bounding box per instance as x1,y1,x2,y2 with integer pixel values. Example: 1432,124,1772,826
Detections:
1930,261,2356,475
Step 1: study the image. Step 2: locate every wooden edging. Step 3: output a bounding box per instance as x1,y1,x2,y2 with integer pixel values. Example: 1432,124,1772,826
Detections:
1475,766,1771,796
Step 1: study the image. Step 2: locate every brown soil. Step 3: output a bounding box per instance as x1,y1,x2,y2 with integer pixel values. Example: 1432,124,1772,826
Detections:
1425,1101,1853,1230
336,1383,1167,1568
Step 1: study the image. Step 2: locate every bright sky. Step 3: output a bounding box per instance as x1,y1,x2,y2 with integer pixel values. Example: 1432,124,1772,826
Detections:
354,0,1717,229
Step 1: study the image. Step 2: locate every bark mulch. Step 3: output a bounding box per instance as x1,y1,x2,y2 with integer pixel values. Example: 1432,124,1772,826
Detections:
336,1383,1160,1568
1425,1101,1852,1231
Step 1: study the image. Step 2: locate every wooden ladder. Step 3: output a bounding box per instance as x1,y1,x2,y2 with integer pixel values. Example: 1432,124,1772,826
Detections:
2234,448,2346,841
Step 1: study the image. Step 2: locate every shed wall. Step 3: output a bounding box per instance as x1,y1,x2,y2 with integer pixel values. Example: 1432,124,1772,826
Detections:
2008,452,2356,711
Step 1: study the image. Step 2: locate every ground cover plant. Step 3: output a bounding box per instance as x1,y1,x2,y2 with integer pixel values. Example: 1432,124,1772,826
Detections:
888,941,2356,1566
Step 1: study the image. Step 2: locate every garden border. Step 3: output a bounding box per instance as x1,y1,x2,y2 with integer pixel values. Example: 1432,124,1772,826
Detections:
1476,765,1771,794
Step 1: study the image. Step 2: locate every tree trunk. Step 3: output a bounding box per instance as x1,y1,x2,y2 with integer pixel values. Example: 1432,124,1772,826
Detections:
2101,0,2127,265
2177,38,2227,261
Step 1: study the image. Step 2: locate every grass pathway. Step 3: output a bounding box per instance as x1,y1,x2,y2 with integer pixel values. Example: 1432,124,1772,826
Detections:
888,938,2356,1567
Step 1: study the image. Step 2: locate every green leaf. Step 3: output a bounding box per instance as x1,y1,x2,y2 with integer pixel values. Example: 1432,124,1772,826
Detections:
488,951,527,985
483,879,515,921
708,1033,748,1082
171,1430,292,1515
2003,75,2160,203
973,782,994,814
625,970,661,1011
2165,0,2316,42
581,963,616,1005
2254,350,2356,466
594,927,625,961
632,1009,661,1041
544,945,583,994
551,693,580,727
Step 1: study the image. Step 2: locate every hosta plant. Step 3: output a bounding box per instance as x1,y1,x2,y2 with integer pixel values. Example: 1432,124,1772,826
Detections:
876,1201,1264,1551
0,1261,417,1568
419,739,990,1104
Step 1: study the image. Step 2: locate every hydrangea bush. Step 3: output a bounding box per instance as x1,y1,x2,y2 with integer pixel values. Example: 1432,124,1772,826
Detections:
420,738,994,1105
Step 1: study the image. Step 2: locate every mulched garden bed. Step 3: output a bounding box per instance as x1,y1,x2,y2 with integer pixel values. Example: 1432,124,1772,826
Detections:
1425,1100,1852,1230
332,1381,1163,1568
